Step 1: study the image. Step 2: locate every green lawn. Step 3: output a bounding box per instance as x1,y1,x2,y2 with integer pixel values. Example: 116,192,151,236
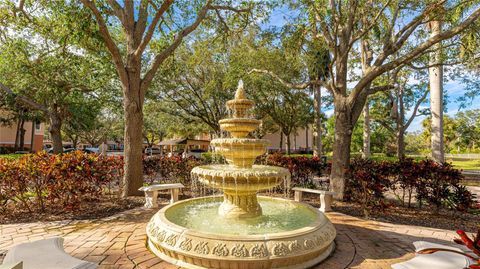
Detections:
0,154,26,160
447,159,480,171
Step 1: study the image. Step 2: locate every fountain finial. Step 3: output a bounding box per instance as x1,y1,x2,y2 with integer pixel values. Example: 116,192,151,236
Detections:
234,79,246,100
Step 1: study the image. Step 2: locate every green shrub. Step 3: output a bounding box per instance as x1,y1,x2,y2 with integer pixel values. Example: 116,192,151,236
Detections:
345,157,476,216
143,155,205,185
0,151,123,213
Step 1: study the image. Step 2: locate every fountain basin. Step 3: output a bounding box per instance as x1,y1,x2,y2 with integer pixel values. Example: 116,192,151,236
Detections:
146,196,336,269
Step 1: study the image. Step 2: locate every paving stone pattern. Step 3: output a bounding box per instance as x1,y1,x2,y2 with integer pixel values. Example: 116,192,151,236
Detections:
0,205,464,269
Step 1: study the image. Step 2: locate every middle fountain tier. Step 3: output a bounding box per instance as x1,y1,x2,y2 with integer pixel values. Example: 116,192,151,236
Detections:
191,80,290,218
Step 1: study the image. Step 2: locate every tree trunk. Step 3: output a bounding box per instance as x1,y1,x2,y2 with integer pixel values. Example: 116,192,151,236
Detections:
397,85,406,159
279,132,283,151
293,132,297,152
19,119,26,151
285,132,291,155
330,99,353,200
72,136,79,149
305,125,309,150
30,121,35,152
312,84,323,157
14,118,21,150
362,101,371,158
122,81,144,197
49,113,63,154
397,128,406,159
429,20,444,163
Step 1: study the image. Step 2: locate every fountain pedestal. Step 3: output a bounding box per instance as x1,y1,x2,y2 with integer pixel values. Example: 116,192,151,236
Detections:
219,190,262,218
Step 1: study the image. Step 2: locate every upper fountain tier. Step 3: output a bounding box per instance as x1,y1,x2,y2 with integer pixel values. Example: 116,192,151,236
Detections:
211,80,268,168
218,80,261,139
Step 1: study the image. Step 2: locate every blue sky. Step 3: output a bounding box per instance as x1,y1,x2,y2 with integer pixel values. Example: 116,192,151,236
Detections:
263,5,480,133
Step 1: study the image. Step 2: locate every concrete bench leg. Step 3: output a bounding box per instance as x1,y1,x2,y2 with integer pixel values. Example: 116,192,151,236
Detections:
319,194,332,212
294,190,303,202
144,191,158,208
170,188,179,204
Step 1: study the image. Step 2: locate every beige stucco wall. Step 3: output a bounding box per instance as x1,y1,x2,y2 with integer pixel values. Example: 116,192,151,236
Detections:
263,125,314,151
0,111,44,151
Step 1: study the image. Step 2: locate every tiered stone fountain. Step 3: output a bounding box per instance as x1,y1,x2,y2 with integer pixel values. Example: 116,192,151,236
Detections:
146,81,336,269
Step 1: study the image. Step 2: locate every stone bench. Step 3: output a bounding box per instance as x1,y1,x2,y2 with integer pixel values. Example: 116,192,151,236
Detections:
292,187,335,212
138,183,185,208
3,237,96,269
0,262,22,269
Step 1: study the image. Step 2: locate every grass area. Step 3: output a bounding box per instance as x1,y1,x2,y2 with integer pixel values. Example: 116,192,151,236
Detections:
446,158,480,171
0,154,26,160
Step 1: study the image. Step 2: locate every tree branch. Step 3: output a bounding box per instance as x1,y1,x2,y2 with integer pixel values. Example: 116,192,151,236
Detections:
80,0,128,86
350,0,392,46
248,69,327,89
140,0,214,92
368,85,395,95
353,5,480,101
106,0,124,23
404,89,429,129
134,0,174,57
0,82,48,113
209,5,251,13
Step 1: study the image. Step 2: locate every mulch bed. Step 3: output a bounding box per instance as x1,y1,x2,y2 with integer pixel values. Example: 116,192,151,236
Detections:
332,200,480,233
0,196,144,224
295,189,480,233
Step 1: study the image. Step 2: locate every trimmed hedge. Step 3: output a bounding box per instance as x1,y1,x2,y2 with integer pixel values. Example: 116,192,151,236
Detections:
345,158,476,215
0,151,123,213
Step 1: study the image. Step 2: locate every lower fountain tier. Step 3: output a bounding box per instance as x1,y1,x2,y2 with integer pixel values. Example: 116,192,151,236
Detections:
191,164,290,218
146,196,336,269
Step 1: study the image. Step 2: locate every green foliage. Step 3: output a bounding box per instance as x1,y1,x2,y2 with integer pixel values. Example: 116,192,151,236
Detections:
143,155,205,186
261,153,329,190
420,110,480,154
151,35,234,135
0,153,23,160
345,158,476,216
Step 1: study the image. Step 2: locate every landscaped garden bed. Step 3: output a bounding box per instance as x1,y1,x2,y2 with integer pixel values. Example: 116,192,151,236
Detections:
2,152,478,232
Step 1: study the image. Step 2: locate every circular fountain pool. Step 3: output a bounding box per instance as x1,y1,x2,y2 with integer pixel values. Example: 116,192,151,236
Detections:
165,196,318,235
146,196,336,269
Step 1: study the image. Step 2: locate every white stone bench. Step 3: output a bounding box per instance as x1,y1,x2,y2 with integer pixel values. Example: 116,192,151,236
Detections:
0,262,22,269
138,183,185,208
292,187,335,212
3,237,96,269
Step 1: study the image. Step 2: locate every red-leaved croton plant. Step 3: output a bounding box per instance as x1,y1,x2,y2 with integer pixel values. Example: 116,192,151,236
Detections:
417,229,480,269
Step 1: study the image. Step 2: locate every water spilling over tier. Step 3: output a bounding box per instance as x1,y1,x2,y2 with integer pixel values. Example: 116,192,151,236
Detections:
191,80,290,218
146,81,336,269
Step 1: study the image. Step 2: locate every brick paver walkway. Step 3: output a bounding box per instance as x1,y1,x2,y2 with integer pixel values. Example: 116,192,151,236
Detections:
0,203,464,269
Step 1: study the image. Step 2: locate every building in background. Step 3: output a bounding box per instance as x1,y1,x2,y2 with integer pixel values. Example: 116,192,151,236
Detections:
0,120,44,152
263,126,313,153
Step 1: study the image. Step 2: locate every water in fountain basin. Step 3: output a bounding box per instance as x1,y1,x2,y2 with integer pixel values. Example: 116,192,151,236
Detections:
165,196,318,236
